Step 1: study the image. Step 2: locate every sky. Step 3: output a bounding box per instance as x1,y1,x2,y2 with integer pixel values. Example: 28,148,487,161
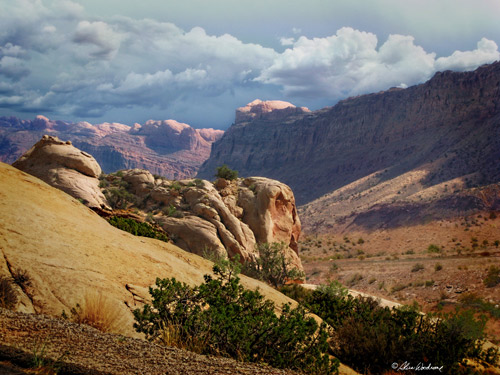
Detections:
0,0,499,129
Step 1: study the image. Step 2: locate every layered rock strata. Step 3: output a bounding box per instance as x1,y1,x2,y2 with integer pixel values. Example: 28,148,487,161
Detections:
198,63,500,209
0,116,224,179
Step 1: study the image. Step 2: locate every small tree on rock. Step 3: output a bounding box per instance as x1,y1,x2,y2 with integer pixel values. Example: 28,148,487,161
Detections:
215,164,238,180
243,242,304,288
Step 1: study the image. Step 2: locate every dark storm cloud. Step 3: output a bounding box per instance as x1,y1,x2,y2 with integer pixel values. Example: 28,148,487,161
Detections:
0,0,498,128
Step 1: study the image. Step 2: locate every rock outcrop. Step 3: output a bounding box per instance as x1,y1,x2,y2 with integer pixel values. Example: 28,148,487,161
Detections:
12,135,109,209
101,169,303,271
198,62,500,229
11,136,303,272
0,116,224,179
0,162,296,336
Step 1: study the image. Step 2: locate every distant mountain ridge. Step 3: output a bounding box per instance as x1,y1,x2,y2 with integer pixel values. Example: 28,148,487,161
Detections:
0,116,224,179
197,62,500,230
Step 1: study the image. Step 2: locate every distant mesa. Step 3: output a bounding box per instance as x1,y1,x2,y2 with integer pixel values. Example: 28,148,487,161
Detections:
0,116,224,179
235,99,310,124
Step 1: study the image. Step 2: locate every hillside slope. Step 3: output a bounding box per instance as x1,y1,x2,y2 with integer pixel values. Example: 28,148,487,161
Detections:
198,62,500,214
0,162,293,336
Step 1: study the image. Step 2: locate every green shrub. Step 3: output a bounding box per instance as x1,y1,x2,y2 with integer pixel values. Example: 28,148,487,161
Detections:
170,181,182,191
104,187,135,209
303,286,493,374
484,265,500,287
108,216,169,242
215,164,238,180
193,178,204,188
242,242,304,288
459,293,500,319
425,279,435,287
133,265,338,374
391,283,408,292
163,204,183,218
427,244,441,253
0,276,17,309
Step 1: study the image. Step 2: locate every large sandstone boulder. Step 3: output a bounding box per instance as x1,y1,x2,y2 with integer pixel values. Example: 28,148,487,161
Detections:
238,177,302,269
12,135,109,209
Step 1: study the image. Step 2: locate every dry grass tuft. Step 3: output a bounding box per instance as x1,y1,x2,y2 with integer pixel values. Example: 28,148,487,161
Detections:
158,322,208,354
70,292,126,333
0,276,17,309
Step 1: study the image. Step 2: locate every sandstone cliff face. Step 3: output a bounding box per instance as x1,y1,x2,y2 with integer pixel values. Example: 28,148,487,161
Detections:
198,62,500,229
0,162,295,336
12,135,109,209
0,116,224,179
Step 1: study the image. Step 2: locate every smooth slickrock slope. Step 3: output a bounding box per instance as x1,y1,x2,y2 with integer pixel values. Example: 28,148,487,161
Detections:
0,162,295,336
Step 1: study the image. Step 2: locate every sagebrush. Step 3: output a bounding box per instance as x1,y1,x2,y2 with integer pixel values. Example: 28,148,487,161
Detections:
134,264,338,374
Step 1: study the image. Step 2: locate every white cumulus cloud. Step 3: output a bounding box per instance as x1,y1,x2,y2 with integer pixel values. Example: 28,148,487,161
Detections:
435,38,500,72
258,28,498,100
0,0,499,128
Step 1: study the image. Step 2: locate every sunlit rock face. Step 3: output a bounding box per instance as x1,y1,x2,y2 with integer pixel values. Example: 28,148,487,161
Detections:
12,135,109,209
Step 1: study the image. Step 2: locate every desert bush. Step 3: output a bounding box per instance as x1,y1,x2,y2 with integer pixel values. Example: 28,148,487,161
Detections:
104,187,135,209
70,292,126,333
193,178,204,188
134,265,338,374
242,242,304,288
163,204,184,218
391,283,408,292
435,263,443,271
411,263,425,272
345,273,363,287
12,268,31,290
215,164,238,180
279,283,314,305
425,279,435,287
304,285,493,374
459,293,500,319
108,216,169,242
0,276,17,309
483,265,500,288
427,244,441,253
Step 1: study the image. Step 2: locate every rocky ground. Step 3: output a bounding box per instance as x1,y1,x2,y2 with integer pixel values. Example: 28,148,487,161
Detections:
300,212,500,344
0,309,300,375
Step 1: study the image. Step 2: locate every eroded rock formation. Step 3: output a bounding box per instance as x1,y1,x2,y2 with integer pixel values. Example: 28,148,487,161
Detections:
0,162,295,337
12,137,303,272
235,99,310,124
110,170,303,271
12,135,109,209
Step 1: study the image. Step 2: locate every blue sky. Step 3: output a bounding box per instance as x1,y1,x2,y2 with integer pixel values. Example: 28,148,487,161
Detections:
1,0,499,129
